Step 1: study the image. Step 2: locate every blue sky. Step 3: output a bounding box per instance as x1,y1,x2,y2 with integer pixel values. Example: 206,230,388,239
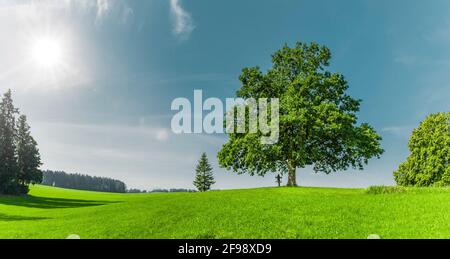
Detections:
0,0,449,190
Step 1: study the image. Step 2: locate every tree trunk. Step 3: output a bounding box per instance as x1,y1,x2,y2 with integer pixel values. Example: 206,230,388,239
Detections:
286,161,297,187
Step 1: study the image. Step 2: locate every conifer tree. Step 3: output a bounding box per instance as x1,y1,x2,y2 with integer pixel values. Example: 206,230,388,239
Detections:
17,114,42,193
0,90,20,194
193,153,215,192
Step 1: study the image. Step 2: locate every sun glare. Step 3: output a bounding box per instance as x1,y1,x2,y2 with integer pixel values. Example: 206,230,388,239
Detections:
32,38,63,68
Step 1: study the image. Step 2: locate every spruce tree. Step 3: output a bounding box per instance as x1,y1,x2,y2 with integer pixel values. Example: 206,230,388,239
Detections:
17,114,42,194
218,42,383,186
193,153,215,192
0,89,20,194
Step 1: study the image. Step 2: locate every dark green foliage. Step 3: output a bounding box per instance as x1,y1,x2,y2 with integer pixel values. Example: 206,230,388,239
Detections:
365,186,406,195
193,153,215,192
41,170,127,193
218,42,384,186
394,112,450,187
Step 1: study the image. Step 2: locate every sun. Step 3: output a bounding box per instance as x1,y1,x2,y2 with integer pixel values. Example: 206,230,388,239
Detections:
32,37,63,68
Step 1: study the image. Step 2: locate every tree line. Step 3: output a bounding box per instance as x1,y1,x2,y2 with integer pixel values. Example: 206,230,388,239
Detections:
0,90,42,195
42,170,127,193
3,41,446,196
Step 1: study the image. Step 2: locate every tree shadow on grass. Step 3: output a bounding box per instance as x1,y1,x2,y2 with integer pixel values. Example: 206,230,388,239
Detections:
0,195,119,209
0,213,49,221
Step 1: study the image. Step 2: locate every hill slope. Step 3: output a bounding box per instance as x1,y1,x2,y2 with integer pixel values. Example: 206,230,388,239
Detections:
0,185,449,239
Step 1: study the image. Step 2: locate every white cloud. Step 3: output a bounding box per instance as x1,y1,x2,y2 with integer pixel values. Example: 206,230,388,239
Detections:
394,55,418,66
170,0,195,39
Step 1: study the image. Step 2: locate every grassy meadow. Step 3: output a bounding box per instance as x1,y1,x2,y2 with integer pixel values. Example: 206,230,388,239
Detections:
0,185,449,239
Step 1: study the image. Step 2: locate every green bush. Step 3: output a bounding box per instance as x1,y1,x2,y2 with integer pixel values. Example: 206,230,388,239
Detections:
365,186,406,194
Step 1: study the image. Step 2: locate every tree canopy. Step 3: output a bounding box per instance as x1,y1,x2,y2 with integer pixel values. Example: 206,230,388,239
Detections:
42,170,127,193
394,112,450,187
218,42,384,186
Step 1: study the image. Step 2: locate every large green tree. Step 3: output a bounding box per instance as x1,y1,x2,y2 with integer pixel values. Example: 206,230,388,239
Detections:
17,115,43,193
394,112,450,187
218,42,384,186
193,153,215,192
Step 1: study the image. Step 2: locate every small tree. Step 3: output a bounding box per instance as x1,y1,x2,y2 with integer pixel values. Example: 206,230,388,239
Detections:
0,90,20,194
17,115,43,194
394,112,450,187
193,153,215,192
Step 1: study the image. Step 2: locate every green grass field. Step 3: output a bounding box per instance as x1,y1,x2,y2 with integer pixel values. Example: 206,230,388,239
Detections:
0,185,449,239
